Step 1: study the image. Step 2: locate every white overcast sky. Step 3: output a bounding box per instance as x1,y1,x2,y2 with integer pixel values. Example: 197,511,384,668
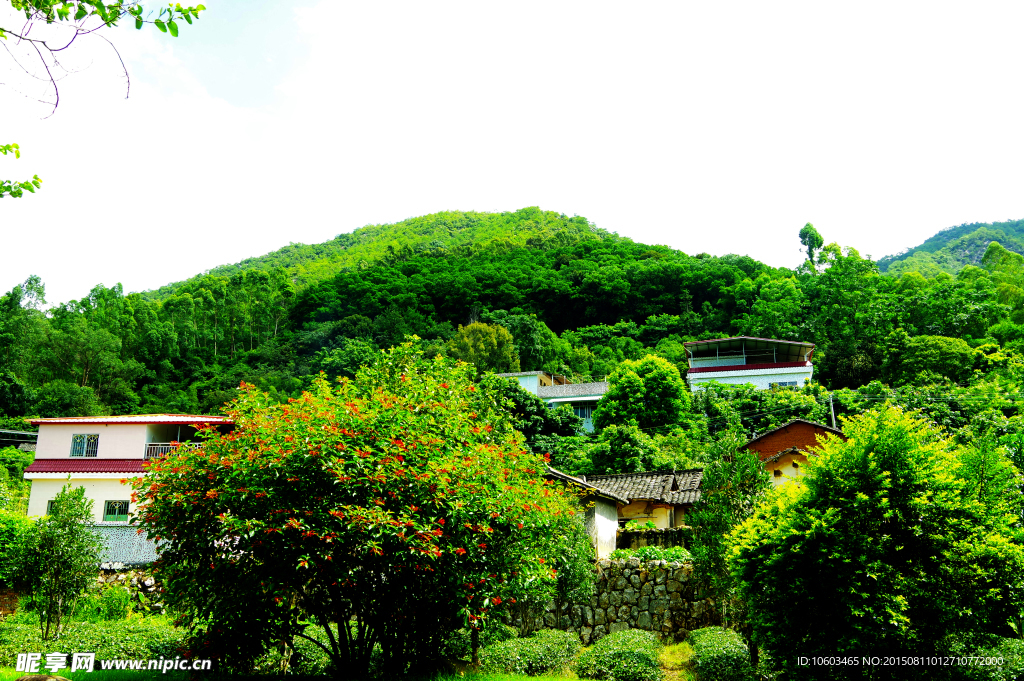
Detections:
3,1,1024,305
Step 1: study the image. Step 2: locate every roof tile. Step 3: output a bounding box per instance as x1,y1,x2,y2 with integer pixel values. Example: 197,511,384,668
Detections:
25,459,146,474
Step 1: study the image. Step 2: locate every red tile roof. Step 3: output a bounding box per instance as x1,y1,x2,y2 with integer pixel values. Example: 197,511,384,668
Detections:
24,459,146,474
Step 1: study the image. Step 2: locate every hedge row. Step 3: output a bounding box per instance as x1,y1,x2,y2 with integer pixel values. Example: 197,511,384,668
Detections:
574,629,664,681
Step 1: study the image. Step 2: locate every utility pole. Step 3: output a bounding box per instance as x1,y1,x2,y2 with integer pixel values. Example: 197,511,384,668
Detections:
829,394,837,429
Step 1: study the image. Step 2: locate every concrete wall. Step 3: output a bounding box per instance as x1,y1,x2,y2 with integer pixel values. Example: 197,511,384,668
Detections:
27,477,138,523
35,424,149,459
541,559,719,644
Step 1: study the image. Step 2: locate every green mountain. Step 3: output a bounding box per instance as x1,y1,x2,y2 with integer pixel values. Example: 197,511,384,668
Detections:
142,207,609,300
877,219,1024,276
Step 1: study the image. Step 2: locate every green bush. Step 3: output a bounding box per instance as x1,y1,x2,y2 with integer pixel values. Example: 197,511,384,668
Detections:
574,629,664,681
608,545,692,563
441,622,518,660
0,616,185,666
0,510,32,588
481,628,580,675
688,627,753,681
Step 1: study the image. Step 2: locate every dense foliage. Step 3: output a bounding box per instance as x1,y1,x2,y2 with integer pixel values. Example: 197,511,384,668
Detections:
132,341,593,676
727,406,1024,680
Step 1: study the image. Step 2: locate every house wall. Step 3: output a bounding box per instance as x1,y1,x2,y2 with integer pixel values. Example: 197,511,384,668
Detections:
766,452,807,487
744,421,840,460
35,424,149,459
687,367,813,390
618,501,672,529
27,477,138,522
585,497,619,559
514,375,541,394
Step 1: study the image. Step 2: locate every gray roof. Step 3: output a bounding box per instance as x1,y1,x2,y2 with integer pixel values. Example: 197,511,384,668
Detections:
495,371,549,377
546,466,629,504
584,469,703,505
538,382,608,399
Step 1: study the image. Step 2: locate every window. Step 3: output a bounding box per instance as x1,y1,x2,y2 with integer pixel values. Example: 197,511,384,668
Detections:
103,500,129,522
46,499,55,514
70,434,99,457
773,469,782,478
572,402,597,420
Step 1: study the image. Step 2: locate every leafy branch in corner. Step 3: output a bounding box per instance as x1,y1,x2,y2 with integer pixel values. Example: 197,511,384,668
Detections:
1,1,206,114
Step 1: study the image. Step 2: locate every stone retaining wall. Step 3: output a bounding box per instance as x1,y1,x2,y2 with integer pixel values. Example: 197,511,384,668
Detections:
0,588,19,616
544,558,719,644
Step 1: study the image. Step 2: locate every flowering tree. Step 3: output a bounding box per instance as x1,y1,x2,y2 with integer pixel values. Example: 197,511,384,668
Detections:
132,341,591,675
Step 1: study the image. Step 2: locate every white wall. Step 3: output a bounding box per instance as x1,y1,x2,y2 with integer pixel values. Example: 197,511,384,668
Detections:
27,477,139,522
688,367,813,391
35,424,149,459
585,497,620,559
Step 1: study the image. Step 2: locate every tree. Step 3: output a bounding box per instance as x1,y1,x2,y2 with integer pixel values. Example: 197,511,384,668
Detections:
880,330,983,386
727,406,1024,680
31,379,102,417
0,143,42,199
589,423,660,474
592,354,689,433
799,222,824,271
18,483,103,641
132,341,591,676
447,322,520,373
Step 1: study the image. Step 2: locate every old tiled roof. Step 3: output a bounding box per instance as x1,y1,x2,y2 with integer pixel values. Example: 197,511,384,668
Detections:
584,469,703,505
24,459,146,474
546,466,629,504
743,419,844,449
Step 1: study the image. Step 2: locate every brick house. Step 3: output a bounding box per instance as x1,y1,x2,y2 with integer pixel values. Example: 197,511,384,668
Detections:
740,419,845,487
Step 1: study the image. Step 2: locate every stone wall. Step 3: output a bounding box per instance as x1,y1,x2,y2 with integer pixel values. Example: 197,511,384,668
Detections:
544,558,719,645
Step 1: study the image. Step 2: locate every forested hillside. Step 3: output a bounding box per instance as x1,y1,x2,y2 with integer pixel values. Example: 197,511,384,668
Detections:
5,208,1024,450
877,218,1024,275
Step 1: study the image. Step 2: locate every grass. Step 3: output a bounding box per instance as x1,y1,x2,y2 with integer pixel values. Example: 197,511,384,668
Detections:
0,669,191,681
659,641,696,681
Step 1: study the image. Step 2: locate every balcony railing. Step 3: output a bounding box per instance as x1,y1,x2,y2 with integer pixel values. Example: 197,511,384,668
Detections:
144,442,200,460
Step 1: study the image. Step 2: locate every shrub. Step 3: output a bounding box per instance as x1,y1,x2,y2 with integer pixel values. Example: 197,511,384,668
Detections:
574,629,664,681
608,545,692,563
688,627,753,681
0,616,186,667
441,622,519,660
481,628,581,675
0,510,32,588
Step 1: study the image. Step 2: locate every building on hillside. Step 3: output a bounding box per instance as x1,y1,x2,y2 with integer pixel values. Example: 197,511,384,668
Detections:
683,336,815,391
740,418,845,487
545,467,627,559
22,414,232,565
582,469,703,529
497,371,608,432
0,428,37,451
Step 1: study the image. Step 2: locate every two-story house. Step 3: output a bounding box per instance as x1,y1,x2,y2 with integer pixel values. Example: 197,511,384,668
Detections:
684,336,815,390
22,414,232,565
497,371,608,432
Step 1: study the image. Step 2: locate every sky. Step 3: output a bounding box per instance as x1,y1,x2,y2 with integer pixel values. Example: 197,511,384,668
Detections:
4,1,1024,305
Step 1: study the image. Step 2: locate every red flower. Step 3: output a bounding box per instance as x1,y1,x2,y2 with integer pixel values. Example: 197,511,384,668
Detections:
478,543,487,549
492,596,502,605
455,548,467,555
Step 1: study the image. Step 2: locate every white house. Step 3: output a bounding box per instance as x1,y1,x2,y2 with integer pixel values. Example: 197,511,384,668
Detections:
497,371,608,432
22,414,232,564
683,336,815,390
